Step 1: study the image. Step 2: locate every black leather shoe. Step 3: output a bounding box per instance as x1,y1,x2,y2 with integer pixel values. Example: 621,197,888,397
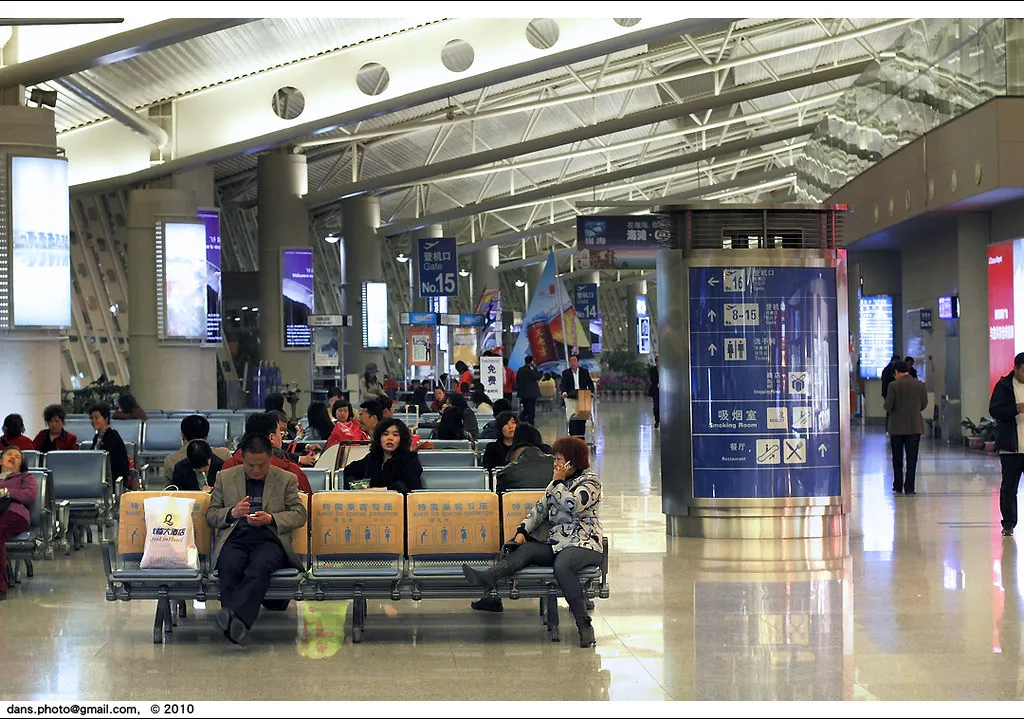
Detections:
577,618,596,648
470,597,504,613
905,491,916,496
215,608,247,645
1003,527,1014,537
462,564,497,591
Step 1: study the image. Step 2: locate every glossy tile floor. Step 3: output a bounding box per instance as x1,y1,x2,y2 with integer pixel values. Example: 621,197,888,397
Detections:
2,401,1021,701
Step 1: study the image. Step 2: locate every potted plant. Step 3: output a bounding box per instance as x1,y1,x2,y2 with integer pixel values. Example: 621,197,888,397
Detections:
962,418,984,450
977,418,998,452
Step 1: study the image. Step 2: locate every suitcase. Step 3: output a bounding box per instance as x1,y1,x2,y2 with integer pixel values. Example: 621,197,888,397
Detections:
568,418,588,437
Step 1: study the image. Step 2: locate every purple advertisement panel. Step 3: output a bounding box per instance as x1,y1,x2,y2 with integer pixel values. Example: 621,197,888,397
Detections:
198,209,222,343
282,248,314,348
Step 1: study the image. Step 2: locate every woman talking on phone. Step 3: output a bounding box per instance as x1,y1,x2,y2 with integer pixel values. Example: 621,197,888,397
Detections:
461,435,604,648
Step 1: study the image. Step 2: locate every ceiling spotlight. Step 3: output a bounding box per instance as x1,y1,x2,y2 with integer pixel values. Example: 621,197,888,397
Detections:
29,88,58,108
233,316,242,322
458,269,470,277
241,306,249,311
324,233,340,244
514,279,526,287
108,303,118,314
396,253,409,263
251,307,259,312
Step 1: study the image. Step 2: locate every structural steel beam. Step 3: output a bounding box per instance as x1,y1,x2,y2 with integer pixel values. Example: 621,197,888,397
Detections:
0,18,255,88
69,17,734,192
54,75,168,148
304,59,870,208
381,125,811,235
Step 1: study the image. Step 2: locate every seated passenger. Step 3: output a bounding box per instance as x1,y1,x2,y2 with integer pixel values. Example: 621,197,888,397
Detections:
471,390,493,412
170,439,224,491
481,411,520,470
89,403,132,489
33,404,78,453
430,406,471,441
379,396,395,420
112,393,148,421
479,399,512,440
1,414,35,452
430,386,447,413
301,401,334,442
206,433,308,644
325,400,365,447
445,392,479,440
343,419,422,494
0,446,38,597
463,436,603,647
161,415,233,487
221,412,312,495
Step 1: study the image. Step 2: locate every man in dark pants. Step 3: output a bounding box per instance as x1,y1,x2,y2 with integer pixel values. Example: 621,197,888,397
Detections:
648,357,660,429
989,352,1024,536
206,433,307,643
516,355,542,426
884,360,928,495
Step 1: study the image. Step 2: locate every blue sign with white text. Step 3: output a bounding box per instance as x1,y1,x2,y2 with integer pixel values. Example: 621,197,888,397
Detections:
688,266,841,498
575,215,671,270
574,283,599,321
407,312,438,326
418,237,458,298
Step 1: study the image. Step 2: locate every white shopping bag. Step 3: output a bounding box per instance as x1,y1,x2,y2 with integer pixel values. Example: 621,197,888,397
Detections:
140,494,199,569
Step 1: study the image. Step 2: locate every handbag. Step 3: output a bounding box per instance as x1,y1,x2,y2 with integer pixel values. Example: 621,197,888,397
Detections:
140,491,199,569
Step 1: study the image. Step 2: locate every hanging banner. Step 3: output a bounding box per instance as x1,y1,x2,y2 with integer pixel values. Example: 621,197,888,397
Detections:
509,251,595,374
479,355,504,402
451,327,479,368
576,215,671,270
408,325,435,367
417,237,458,297
476,288,503,356
314,327,339,367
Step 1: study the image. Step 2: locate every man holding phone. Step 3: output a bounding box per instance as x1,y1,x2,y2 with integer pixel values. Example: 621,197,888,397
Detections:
206,433,307,644
989,352,1024,536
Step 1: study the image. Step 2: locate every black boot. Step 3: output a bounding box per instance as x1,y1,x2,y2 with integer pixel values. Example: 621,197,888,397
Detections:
471,596,504,612
576,616,596,648
462,564,498,591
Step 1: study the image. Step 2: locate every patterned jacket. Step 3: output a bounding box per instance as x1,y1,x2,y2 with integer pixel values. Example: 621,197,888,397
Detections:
521,468,603,554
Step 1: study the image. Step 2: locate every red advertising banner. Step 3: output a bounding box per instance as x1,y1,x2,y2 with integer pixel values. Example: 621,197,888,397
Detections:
989,240,1016,390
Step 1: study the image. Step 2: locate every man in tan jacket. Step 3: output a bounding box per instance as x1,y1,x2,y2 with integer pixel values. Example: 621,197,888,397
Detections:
206,433,307,644
883,360,929,495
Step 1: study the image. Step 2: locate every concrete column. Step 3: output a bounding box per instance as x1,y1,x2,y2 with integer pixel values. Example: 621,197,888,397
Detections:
172,166,215,207
471,244,500,304
410,225,442,313
341,195,383,382
0,105,68,428
957,213,990,423
256,151,311,413
126,189,217,410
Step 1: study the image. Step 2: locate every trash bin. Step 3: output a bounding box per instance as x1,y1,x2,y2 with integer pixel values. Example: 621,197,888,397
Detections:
940,396,962,444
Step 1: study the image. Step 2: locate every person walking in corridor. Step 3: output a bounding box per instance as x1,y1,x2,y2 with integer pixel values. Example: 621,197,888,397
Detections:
990,352,1024,536
884,360,928,495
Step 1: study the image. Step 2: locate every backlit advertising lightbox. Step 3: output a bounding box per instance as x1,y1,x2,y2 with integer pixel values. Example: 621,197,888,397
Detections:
11,156,71,327
283,248,314,348
198,209,222,343
163,222,207,339
988,239,1024,390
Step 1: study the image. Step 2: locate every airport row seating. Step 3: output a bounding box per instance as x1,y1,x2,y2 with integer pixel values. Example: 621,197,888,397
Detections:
103,482,608,644
4,467,57,587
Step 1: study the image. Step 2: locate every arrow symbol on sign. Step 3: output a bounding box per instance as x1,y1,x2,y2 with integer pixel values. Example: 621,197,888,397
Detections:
707,277,720,286
818,443,828,457
708,343,718,356
707,309,717,322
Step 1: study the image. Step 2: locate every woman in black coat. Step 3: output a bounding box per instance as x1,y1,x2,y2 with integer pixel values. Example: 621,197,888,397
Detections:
170,439,224,491
88,403,132,489
481,411,520,470
343,419,423,494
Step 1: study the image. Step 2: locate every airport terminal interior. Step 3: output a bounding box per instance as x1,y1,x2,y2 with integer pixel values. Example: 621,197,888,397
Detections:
3,13,1024,704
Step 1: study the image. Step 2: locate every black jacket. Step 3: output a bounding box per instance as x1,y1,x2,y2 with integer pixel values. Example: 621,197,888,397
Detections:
482,439,515,471
170,454,224,491
92,427,131,486
516,365,543,400
343,450,423,494
881,362,897,399
990,371,1021,453
648,365,659,398
560,366,595,399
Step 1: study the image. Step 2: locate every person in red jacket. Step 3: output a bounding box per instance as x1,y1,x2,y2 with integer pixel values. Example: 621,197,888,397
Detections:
33,404,78,453
0,446,38,596
503,357,516,401
220,413,312,495
1,414,35,452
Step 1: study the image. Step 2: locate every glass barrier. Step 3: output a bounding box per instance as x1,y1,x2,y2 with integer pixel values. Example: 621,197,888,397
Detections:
795,18,1008,202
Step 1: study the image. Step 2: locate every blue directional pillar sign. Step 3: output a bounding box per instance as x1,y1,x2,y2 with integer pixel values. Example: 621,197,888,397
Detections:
688,266,840,498
417,237,458,298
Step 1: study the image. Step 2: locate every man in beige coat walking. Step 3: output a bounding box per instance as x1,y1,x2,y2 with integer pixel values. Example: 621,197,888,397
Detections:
883,360,929,495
